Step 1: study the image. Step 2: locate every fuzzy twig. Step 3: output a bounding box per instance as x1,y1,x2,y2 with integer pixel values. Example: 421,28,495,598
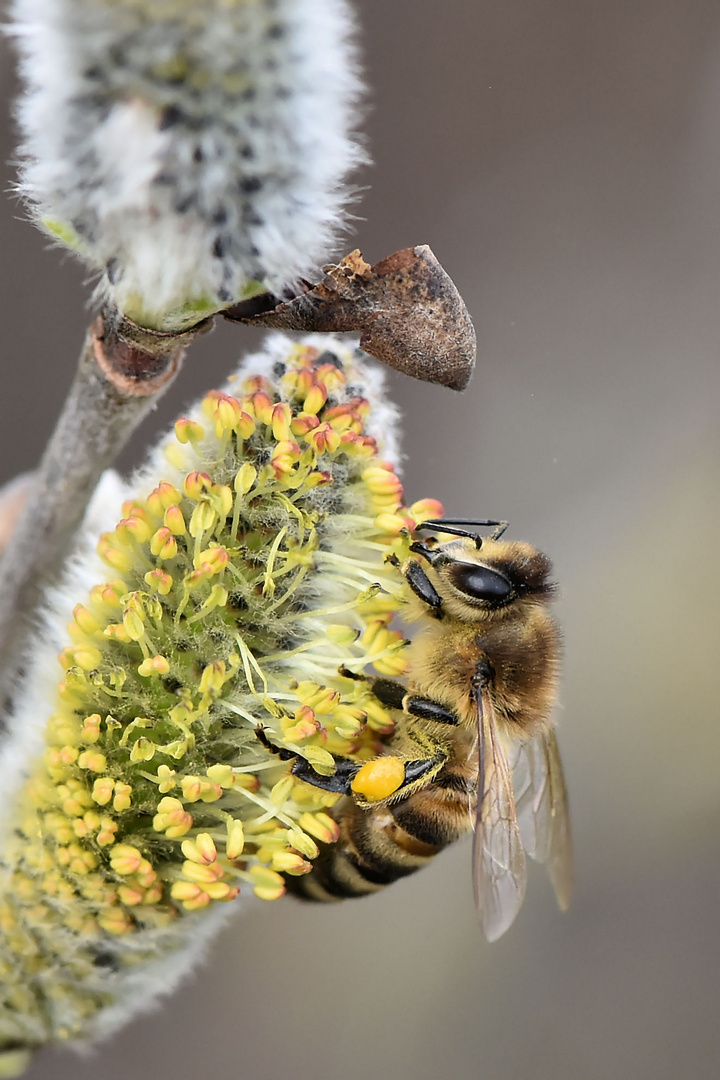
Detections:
0,308,210,711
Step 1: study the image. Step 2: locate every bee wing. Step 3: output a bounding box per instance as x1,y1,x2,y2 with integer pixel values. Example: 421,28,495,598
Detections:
512,730,573,911
472,689,527,942
511,733,551,861
543,729,573,910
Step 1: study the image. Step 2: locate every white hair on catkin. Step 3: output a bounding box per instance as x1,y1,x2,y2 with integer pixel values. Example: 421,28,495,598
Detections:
9,0,365,330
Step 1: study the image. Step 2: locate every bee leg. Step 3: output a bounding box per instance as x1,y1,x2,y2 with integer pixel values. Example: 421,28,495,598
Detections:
255,726,361,794
351,748,448,805
340,675,460,727
254,725,294,761
371,678,459,725
291,756,361,795
403,696,459,725
387,552,443,615
402,561,444,616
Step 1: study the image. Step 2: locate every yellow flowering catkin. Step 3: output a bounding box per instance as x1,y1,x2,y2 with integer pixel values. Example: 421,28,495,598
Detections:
0,334,442,1073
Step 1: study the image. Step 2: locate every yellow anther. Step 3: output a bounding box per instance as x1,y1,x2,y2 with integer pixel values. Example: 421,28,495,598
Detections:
110,844,143,876
144,567,174,594
375,512,413,536
77,750,107,773
130,737,156,763
156,764,177,792
188,500,217,538
98,909,133,935
303,382,328,415
97,818,118,846
192,545,229,574
206,763,235,789
183,470,212,501
119,513,153,544
113,782,132,812
72,645,103,671
298,812,341,845
170,881,210,909
149,527,178,560
118,885,145,907
270,775,295,806
234,462,257,494
271,402,292,441
408,497,444,523
138,655,171,677
251,391,274,424
248,865,285,901
296,682,339,714
163,504,186,535
174,417,205,444
204,881,238,901
226,820,245,859
180,776,202,802
325,624,360,646
302,746,336,774
91,776,115,806
72,604,100,635
97,534,133,573
211,483,234,518
122,597,146,642
182,833,217,865
291,413,320,437
181,860,225,885
271,440,301,476
286,829,319,861
361,698,395,732
272,851,312,875
307,422,341,454
362,464,404,496
80,714,101,743
147,481,183,517
135,859,157,888
351,757,406,802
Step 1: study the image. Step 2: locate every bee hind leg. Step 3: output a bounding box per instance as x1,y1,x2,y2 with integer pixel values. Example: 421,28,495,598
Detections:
291,756,362,795
255,726,361,795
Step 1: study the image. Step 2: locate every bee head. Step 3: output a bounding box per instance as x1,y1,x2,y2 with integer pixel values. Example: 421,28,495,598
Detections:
410,522,555,617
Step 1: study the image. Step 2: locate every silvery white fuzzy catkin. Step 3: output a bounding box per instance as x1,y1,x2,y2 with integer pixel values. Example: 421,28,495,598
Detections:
9,0,364,330
0,333,446,1074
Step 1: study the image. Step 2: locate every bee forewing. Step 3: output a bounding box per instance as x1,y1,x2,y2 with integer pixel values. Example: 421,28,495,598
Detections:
544,729,573,910
473,691,527,942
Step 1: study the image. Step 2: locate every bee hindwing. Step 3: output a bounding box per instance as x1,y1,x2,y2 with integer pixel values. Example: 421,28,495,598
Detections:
512,730,573,911
473,691,527,942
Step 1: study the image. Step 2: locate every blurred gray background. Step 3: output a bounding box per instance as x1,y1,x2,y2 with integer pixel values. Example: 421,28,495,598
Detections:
3,2,720,1078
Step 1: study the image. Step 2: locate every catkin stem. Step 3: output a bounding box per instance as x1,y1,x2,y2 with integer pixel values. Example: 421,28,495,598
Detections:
0,307,209,716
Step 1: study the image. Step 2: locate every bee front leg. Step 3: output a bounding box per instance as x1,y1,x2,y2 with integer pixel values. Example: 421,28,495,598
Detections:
386,552,443,617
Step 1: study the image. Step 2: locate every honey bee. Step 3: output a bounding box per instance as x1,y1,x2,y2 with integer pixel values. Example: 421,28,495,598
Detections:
270,519,572,941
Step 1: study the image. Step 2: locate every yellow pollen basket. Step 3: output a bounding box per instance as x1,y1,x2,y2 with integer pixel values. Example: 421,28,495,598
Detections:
351,757,406,802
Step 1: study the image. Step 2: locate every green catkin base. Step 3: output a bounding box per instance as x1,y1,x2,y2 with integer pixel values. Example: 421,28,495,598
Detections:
0,337,442,1070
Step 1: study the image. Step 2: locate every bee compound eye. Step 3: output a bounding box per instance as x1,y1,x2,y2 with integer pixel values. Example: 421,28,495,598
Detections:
449,563,513,603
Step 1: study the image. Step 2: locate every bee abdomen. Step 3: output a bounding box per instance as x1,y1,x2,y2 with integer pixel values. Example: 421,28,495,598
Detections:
286,776,473,902
286,798,441,901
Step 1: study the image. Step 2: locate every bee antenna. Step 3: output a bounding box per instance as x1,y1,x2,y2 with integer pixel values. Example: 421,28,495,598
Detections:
416,518,509,545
